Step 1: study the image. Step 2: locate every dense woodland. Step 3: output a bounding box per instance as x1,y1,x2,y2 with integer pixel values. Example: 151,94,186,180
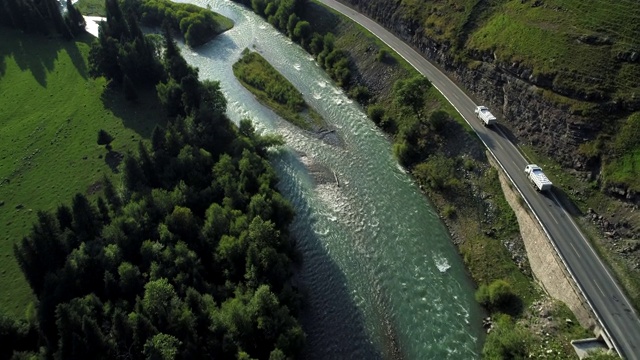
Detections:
1,0,305,359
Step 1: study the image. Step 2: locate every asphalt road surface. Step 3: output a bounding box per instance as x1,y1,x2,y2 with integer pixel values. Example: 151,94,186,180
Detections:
317,0,640,358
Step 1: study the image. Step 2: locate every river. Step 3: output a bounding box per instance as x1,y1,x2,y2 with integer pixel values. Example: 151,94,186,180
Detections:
172,0,484,358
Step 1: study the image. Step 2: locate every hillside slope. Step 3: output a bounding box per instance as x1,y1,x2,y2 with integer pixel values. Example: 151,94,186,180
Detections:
333,0,640,318
339,0,640,197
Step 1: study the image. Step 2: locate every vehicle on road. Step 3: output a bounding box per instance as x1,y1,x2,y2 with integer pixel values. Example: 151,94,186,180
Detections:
524,164,553,191
474,106,497,126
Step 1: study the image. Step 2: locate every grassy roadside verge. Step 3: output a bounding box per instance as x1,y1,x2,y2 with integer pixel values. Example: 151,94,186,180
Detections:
0,27,166,318
232,49,327,131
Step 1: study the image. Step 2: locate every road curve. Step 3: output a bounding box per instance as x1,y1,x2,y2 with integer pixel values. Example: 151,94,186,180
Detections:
316,0,640,358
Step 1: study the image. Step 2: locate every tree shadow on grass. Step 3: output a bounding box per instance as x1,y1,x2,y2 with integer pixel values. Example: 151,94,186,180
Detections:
273,151,385,360
104,150,123,173
0,27,89,86
64,32,93,80
0,42,6,77
101,85,169,139
2,32,56,87
300,2,341,36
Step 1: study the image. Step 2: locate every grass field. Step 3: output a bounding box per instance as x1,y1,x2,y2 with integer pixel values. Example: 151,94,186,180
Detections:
374,0,640,104
466,0,638,100
74,0,105,16
0,27,166,318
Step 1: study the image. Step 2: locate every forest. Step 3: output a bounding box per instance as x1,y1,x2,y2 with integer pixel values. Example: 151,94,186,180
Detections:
1,0,304,359
134,0,234,47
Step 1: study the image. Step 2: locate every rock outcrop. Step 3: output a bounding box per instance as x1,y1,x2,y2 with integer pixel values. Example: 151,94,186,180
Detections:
337,0,639,170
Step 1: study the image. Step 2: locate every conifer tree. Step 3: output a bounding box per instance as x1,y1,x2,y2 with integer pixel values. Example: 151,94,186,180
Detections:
65,0,86,36
123,74,138,102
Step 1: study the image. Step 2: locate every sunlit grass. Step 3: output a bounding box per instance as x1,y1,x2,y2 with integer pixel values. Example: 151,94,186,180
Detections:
0,28,166,318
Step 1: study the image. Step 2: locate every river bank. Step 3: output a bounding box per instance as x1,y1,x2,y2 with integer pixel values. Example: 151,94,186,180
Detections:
296,1,595,357
79,0,591,357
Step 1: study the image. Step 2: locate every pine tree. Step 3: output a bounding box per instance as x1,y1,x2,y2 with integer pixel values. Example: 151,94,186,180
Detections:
123,153,147,192
65,0,86,36
43,0,67,36
56,204,73,231
102,175,122,212
13,211,67,295
151,125,166,152
71,193,101,243
123,75,138,102
105,0,129,40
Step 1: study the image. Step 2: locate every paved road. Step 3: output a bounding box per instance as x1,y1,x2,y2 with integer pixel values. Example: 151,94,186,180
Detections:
317,0,640,358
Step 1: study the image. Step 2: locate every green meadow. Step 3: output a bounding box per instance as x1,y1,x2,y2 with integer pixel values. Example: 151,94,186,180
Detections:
393,0,640,102
0,27,166,318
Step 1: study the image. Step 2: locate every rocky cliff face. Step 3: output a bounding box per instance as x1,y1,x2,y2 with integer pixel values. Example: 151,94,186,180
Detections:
338,0,617,170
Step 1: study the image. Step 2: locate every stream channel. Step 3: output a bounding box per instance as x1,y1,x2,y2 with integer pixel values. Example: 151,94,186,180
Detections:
173,0,484,358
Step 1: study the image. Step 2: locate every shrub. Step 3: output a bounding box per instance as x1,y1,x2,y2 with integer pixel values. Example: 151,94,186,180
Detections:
463,158,475,171
413,155,460,190
368,105,385,125
476,279,518,312
428,110,449,132
376,48,389,62
488,279,514,309
443,204,456,219
483,314,532,359
475,284,490,307
393,140,411,166
349,85,370,105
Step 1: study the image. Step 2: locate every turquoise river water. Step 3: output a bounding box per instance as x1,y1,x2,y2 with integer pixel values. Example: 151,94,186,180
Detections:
174,0,484,358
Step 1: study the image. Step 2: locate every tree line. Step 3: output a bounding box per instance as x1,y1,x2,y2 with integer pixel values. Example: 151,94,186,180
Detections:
232,0,352,87
0,0,85,39
131,0,234,47
2,0,305,358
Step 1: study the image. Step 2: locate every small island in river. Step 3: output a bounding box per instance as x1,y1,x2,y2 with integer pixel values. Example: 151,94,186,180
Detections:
233,49,343,147
138,0,234,47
